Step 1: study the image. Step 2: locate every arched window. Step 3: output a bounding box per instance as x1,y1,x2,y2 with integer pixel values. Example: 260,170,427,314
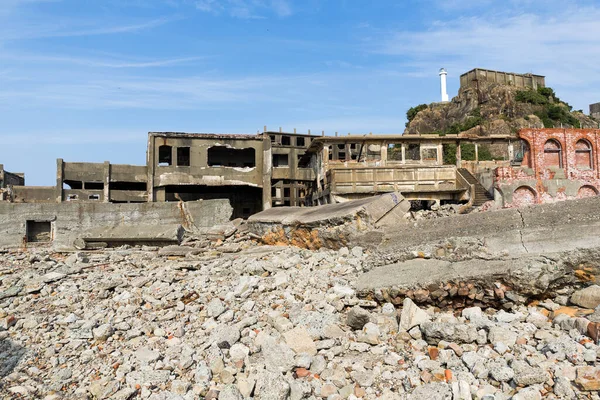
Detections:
575,139,593,169
543,139,562,168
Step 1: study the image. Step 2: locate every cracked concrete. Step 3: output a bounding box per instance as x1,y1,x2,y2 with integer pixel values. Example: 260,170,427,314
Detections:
516,208,529,253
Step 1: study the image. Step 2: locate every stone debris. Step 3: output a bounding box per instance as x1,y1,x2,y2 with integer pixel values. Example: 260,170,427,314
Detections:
0,239,599,400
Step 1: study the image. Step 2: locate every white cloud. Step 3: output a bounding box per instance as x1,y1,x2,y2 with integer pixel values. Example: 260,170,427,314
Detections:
374,4,600,110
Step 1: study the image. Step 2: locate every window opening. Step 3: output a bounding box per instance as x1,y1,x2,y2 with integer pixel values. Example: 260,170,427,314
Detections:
158,145,172,166
177,147,191,166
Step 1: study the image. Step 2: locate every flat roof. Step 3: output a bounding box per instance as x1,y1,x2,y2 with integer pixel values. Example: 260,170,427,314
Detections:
460,68,545,79
149,132,263,140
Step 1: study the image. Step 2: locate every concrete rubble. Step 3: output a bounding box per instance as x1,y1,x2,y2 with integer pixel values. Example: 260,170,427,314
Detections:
1,195,600,400
247,192,410,249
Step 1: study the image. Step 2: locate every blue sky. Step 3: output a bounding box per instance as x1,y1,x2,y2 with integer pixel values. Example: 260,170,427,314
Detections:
2,0,599,185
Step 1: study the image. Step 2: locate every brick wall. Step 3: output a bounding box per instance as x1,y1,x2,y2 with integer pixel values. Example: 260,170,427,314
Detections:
496,128,600,207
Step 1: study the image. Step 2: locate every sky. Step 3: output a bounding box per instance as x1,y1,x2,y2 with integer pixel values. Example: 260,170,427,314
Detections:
1,0,599,185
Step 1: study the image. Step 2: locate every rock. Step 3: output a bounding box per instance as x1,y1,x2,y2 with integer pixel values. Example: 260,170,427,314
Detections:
575,366,600,391
570,285,600,309
488,326,517,347
400,298,431,332
347,306,370,330
125,370,170,387
553,376,575,398
254,370,290,400
207,298,226,318
357,322,380,345
489,365,514,382
135,347,161,363
421,322,478,344
511,360,549,386
92,323,114,341
451,380,471,400
461,307,482,320
229,343,250,361
408,382,452,400
260,334,295,373
512,387,542,400
41,271,67,283
219,384,243,400
284,326,317,356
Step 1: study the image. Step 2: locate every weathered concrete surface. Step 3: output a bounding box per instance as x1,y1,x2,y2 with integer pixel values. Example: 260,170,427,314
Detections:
247,192,410,249
357,248,600,307
79,224,184,247
0,200,232,251
379,196,600,256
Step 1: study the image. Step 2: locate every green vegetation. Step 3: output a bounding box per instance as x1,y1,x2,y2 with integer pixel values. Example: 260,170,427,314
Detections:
443,143,494,164
516,86,580,128
443,108,484,135
405,104,428,127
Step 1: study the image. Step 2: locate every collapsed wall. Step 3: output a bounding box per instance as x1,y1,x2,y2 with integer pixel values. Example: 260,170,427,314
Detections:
0,200,232,251
247,192,410,249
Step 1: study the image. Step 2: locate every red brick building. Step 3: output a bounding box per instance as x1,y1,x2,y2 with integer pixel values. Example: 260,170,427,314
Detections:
495,129,600,207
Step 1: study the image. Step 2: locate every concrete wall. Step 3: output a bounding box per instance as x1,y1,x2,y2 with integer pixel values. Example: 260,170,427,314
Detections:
460,68,545,90
591,103,600,120
0,200,232,251
380,196,600,257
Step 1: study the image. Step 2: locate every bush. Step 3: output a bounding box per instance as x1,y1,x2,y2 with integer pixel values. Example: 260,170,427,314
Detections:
406,104,428,127
515,89,548,105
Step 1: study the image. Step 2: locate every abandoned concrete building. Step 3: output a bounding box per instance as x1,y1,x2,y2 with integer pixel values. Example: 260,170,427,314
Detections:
3,128,600,218
460,68,546,90
591,102,600,120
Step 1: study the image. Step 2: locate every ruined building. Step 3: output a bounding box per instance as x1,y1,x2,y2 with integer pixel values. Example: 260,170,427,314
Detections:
591,102,600,120
460,68,546,90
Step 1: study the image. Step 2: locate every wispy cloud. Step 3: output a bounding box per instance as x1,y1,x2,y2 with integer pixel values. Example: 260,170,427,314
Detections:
374,3,600,109
0,53,205,69
194,0,292,18
2,16,177,41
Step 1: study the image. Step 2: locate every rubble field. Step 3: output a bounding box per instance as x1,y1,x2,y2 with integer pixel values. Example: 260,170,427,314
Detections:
0,233,600,400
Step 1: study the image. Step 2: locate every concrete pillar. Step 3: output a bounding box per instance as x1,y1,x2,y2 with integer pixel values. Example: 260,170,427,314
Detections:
456,142,462,168
508,142,514,161
147,133,155,202
155,187,166,202
262,138,272,210
475,143,479,162
56,158,64,203
103,161,111,203
437,143,443,165
401,144,406,164
381,143,388,166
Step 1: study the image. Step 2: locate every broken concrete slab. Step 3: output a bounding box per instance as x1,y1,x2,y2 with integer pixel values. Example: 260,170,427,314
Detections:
247,192,410,249
378,196,600,257
157,245,203,256
356,249,599,307
79,224,184,247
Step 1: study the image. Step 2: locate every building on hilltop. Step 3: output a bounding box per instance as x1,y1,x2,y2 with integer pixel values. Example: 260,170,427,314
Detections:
590,103,600,120
460,68,545,90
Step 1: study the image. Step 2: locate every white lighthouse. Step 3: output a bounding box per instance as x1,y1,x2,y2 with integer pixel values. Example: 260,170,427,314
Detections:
439,68,449,102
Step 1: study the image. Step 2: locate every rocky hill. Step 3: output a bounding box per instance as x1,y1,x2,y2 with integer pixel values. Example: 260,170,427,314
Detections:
405,81,598,136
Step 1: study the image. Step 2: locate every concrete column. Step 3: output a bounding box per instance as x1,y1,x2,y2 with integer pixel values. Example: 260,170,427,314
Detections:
103,161,111,203
437,143,443,165
155,187,166,202
456,142,462,168
147,133,155,202
381,143,388,166
508,142,514,161
56,158,64,203
401,144,406,164
262,138,272,210
475,143,479,162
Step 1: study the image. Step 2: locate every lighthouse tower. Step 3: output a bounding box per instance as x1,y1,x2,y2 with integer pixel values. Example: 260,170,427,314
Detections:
439,68,449,102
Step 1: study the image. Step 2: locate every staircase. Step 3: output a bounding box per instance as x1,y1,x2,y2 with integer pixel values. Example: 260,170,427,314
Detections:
457,168,494,206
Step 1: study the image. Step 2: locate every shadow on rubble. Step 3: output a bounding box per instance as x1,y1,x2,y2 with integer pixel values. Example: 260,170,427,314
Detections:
0,338,26,378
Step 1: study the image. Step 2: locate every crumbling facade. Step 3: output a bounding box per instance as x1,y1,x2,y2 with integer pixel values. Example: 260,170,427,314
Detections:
4,128,600,218
0,164,25,201
495,128,600,207
460,68,545,90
